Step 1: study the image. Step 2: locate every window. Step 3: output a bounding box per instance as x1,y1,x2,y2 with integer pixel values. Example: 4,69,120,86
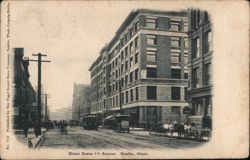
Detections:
204,11,209,22
125,75,128,85
135,69,138,80
171,87,180,100
184,73,188,79
130,72,133,82
121,64,124,73
171,37,180,47
121,78,124,87
121,92,124,104
147,67,157,78
204,63,211,85
125,61,128,70
146,49,157,62
135,21,139,31
135,87,139,100
171,52,180,64
112,84,115,92
130,57,133,67
112,61,114,69
205,31,212,53
193,37,200,58
126,91,129,103
135,37,139,48
147,35,156,45
130,89,133,102
170,21,180,31
129,42,133,53
147,86,157,100
171,69,181,79
135,52,138,64
125,46,128,57
115,82,118,90
192,67,199,88
115,70,118,78
116,95,118,106
171,106,180,115
121,51,124,60
146,18,156,28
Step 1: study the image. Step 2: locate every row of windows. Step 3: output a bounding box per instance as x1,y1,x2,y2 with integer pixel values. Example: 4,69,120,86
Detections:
111,86,184,107
146,17,188,32
147,86,182,100
111,69,139,92
191,10,209,30
111,57,139,80
146,67,188,79
111,35,189,76
192,31,212,59
110,21,139,59
146,35,188,48
192,63,211,88
112,87,139,107
111,37,139,71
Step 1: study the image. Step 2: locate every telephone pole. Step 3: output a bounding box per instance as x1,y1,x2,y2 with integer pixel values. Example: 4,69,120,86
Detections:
29,53,50,135
43,94,51,122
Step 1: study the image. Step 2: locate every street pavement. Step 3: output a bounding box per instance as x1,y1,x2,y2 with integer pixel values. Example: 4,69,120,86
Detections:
40,127,204,149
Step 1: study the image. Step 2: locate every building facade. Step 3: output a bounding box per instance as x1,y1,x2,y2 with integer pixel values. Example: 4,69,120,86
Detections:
89,9,190,127
72,83,91,121
187,9,212,129
13,48,37,129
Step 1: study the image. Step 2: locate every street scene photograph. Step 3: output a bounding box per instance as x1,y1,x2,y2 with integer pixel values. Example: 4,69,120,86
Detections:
10,2,212,150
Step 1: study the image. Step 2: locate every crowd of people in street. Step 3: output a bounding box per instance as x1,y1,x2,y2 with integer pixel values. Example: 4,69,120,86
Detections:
21,119,82,138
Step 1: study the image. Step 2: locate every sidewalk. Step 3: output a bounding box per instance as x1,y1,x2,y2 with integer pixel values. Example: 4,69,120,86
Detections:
15,128,46,149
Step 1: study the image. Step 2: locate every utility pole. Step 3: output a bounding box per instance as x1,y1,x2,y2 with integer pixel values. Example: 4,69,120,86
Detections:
29,53,50,135
43,94,51,122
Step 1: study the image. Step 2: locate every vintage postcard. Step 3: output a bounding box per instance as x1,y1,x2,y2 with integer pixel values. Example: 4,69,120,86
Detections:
0,0,249,159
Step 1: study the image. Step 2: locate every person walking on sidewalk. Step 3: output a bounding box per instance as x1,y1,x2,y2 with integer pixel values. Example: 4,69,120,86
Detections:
23,119,29,138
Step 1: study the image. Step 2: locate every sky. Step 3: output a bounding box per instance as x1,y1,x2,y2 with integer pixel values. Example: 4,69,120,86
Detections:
9,1,192,112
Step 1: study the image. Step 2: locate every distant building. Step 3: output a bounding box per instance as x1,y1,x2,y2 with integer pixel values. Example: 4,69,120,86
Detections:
72,83,91,121
13,48,37,129
89,9,190,127
50,107,72,120
187,9,212,129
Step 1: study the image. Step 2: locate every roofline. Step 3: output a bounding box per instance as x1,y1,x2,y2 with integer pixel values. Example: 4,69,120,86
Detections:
89,9,188,72
106,9,188,51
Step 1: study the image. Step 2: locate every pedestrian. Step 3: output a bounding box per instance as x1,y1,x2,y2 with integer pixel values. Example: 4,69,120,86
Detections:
23,120,29,138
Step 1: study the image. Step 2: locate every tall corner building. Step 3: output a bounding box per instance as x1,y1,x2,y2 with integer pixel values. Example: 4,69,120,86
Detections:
89,9,190,127
187,9,212,129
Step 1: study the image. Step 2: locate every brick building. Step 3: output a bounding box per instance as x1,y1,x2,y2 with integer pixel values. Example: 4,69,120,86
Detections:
13,48,37,129
72,83,91,121
89,9,190,127
187,9,212,129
